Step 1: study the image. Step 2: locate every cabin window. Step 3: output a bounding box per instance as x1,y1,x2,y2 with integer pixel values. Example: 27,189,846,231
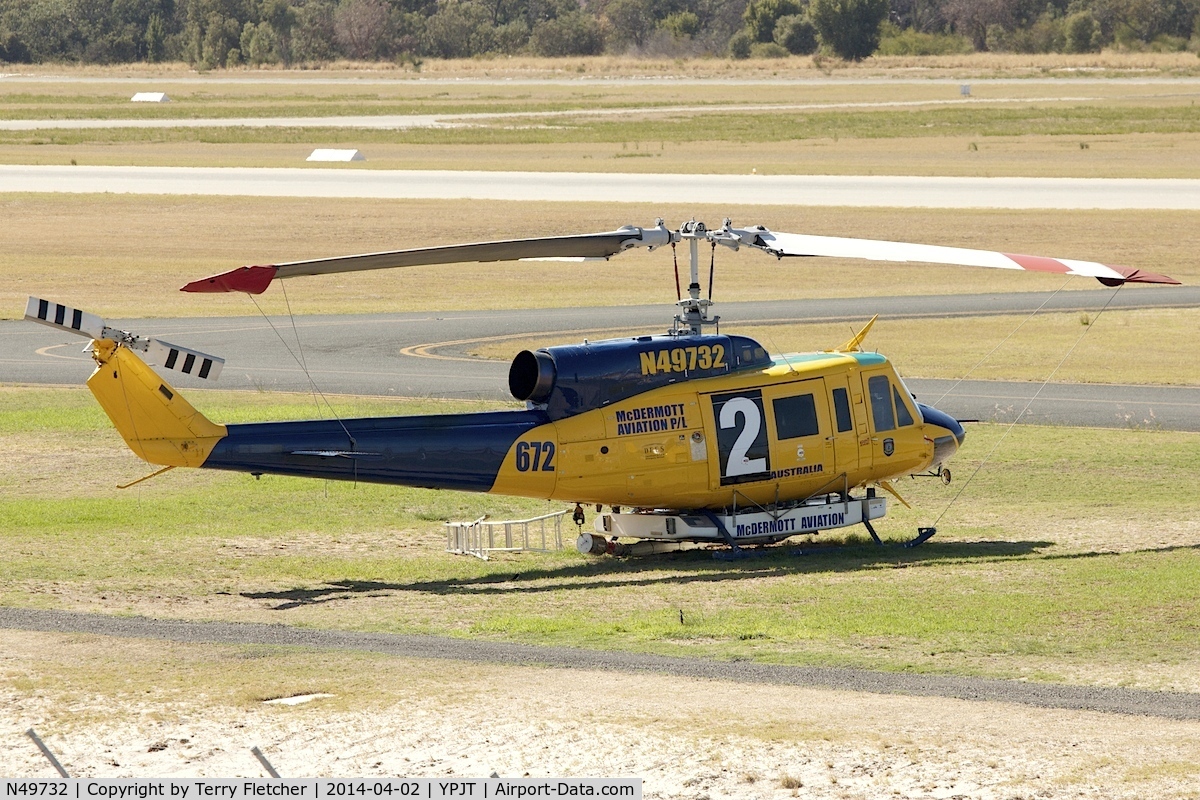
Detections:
773,394,820,440
893,386,915,427
868,375,895,432
832,388,853,432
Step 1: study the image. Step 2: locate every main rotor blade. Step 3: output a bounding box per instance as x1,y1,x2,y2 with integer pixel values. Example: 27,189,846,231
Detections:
739,229,1179,286
181,225,668,294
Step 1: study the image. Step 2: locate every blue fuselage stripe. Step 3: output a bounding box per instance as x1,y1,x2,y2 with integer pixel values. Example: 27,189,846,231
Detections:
202,409,548,491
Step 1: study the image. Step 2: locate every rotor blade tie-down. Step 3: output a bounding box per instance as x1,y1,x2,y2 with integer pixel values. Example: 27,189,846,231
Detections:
248,290,357,450
708,242,716,301
927,284,1124,531
671,242,681,301
932,275,1073,407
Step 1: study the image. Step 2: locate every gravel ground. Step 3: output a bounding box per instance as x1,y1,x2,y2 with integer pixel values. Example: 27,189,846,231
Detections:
2,627,1199,799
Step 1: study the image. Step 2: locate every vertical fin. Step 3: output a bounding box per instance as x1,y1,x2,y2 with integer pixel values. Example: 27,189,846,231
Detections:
87,340,226,468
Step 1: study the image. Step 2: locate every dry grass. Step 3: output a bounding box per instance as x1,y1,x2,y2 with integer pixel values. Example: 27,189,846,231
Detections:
0,69,1177,111
5,70,1200,178
2,195,1195,320
8,132,1200,179
4,51,1199,80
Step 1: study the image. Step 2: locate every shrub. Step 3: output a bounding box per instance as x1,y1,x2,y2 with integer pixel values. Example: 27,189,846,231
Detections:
876,26,971,56
810,0,889,61
528,11,604,57
1148,34,1188,52
750,41,789,58
1064,11,1099,53
662,11,701,39
728,29,753,58
744,0,804,43
605,0,656,50
774,14,818,55
423,1,494,58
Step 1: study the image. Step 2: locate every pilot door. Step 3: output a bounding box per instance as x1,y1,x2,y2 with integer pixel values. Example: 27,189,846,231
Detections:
859,369,919,471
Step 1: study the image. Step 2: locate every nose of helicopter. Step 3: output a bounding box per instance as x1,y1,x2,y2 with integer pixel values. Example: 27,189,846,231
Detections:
918,403,966,464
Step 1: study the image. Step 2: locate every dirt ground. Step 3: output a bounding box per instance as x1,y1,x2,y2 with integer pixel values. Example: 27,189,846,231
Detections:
2,630,1199,798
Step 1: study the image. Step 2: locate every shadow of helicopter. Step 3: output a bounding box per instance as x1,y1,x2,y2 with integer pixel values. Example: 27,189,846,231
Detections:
241,540,1200,611
240,537,1092,611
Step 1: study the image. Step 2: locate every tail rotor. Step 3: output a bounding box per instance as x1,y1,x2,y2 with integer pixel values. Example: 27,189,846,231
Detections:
25,296,225,382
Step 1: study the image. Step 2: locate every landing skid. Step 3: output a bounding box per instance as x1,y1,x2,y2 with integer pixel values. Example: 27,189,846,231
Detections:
861,519,938,548
583,492,938,559
791,521,937,556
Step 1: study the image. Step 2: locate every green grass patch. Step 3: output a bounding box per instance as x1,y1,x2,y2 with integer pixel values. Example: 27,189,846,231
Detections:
0,92,711,122
2,385,1198,690
8,102,1200,147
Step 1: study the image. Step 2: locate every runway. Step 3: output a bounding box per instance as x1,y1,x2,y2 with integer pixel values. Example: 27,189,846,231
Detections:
7,287,1199,431
5,164,1200,208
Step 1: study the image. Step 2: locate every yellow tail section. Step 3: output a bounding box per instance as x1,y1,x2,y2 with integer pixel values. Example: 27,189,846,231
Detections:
87,339,227,467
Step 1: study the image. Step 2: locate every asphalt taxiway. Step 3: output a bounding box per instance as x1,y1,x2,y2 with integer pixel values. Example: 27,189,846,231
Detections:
6,287,1199,430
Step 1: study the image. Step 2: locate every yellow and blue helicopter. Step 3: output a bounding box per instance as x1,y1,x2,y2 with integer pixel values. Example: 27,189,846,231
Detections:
25,219,1178,556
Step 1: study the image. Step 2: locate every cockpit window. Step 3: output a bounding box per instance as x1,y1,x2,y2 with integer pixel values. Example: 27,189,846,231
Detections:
868,375,895,432
894,386,915,427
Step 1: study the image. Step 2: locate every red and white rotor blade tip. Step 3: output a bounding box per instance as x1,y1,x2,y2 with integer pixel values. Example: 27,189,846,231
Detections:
751,231,1179,286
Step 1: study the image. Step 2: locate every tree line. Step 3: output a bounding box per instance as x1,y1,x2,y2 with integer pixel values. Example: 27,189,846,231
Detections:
1,0,1197,67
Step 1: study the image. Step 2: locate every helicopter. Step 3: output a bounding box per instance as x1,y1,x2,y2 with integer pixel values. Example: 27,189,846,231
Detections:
25,219,1179,557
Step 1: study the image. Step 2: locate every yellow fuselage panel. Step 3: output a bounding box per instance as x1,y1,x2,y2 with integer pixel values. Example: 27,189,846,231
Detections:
489,353,943,509
86,341,227,468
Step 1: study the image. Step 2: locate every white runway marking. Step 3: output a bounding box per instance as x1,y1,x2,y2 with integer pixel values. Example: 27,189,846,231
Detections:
0,96,1098,131
4,164,1200,208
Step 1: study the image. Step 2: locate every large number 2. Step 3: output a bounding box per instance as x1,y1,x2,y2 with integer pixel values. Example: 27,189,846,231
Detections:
719,397,766,477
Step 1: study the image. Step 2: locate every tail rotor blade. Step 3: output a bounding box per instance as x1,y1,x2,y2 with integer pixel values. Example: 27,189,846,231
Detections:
24,296,106,339
140,339,225,381
24,296,224,382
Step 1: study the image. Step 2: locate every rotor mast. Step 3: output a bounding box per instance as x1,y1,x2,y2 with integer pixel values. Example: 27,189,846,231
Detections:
673,219,721,336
